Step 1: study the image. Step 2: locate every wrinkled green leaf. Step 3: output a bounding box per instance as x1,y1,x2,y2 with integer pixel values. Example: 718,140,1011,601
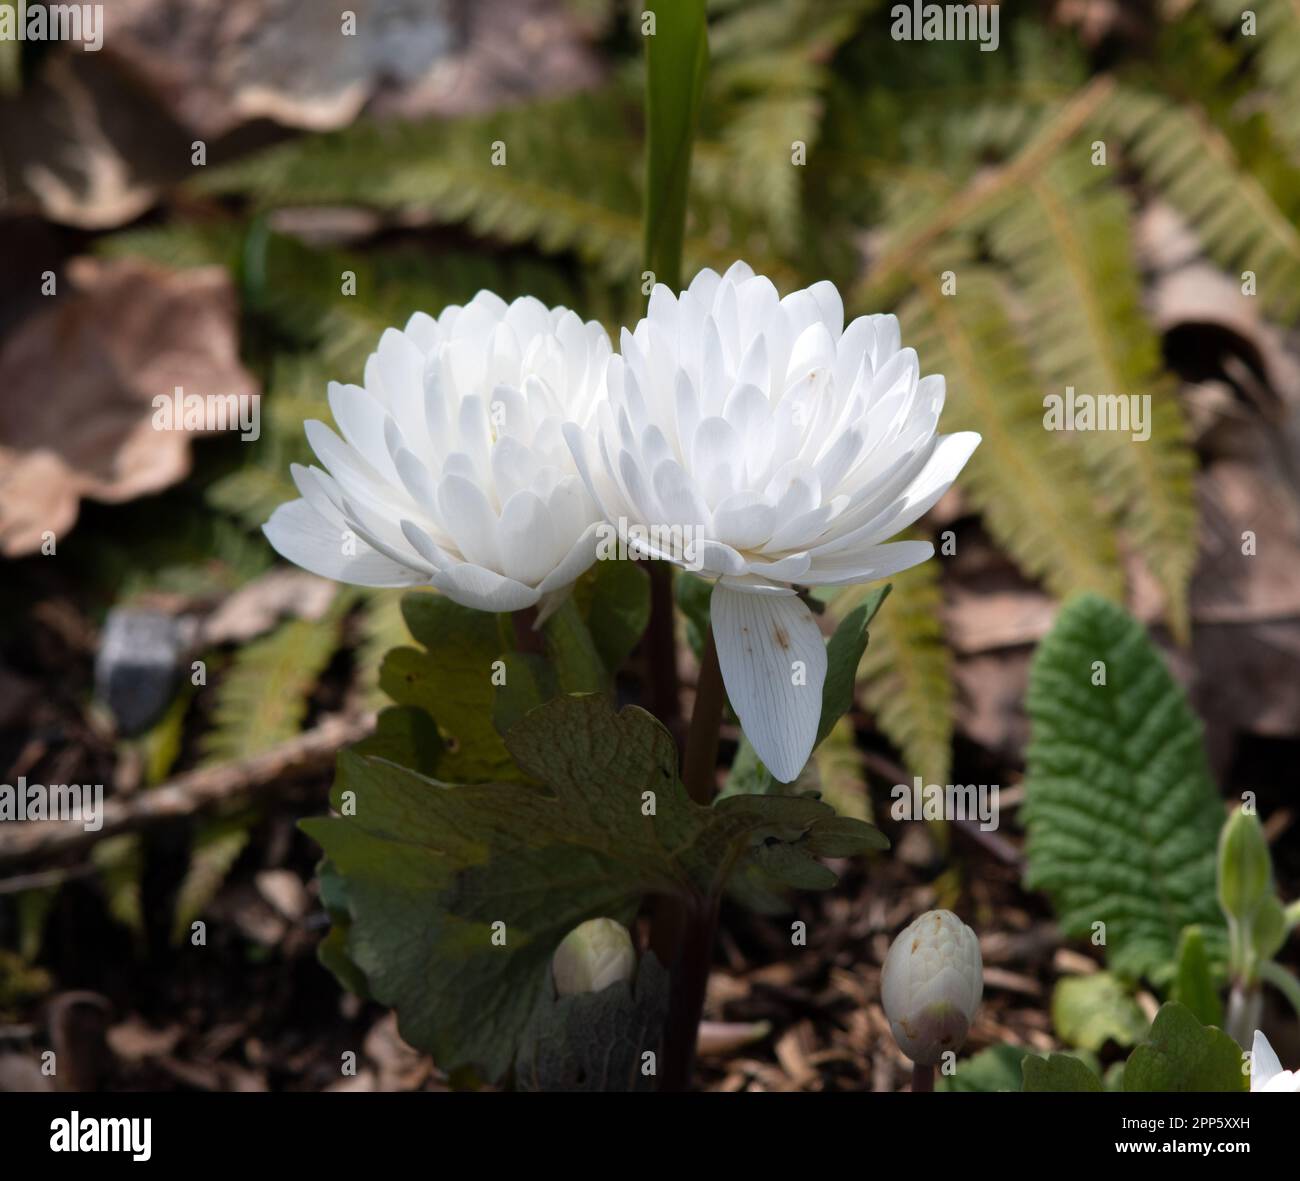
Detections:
1023,595,1225,980
304,694,882,1081
1123,1002,1246,1092
515,953,669,1092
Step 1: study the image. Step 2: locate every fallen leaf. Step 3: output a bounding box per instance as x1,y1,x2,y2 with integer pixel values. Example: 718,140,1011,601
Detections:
103,0,602,137
0,256,258,557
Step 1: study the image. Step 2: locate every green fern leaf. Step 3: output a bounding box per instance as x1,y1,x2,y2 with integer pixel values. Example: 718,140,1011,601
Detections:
1203,0,1300,160
986,154,1198,638
197,91,797,290
842,553,953,786
170,817,252,945
200,611,342,765
1023,595,1225,981
898,269,1125,602
1102,85,1300,323
92,834,145,938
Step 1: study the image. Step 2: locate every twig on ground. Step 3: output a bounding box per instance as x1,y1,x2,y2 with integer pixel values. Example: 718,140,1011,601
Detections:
0,713,373,868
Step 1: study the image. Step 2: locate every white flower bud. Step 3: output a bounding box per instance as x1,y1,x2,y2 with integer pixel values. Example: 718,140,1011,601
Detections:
551,918,636,997
881,909,982,1065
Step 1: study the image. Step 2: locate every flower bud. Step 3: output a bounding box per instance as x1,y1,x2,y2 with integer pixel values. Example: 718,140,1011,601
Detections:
881,909,982,1065
551,918,636,997
1218,808,1272,925
1250,895,1287,963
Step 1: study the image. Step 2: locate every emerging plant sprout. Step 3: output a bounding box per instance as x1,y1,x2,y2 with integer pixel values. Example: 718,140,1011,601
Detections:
552,918,637,997
1218,807,1295,1046
881,909,983,1088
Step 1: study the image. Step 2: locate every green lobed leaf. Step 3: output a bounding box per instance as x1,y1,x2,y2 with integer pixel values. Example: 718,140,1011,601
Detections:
379,594,517,782
1052,972,1149,1052
1122,1002,1247,1092
303,694,882,1081
1022,1052,1104,1093
1022,595,1225,980
316,858,369,999
939,1043,1029,1093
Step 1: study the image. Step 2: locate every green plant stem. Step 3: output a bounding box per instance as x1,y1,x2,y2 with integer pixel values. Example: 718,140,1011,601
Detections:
1258,959,1300,1023
912,1062,935,1093
655,628,726,1091
1226,981,1262,1049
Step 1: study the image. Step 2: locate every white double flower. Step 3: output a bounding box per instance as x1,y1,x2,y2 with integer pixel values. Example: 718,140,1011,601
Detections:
265,263,979,783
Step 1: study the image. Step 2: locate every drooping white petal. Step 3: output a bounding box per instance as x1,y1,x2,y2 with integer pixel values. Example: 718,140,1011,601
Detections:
710,584,826,783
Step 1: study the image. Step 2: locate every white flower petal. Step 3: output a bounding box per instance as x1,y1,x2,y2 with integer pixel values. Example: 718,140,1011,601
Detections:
803,539,935,586
712,492,777,550
710,583,826,783
497,490,559,586
432,563,540,613
436,473,504,571
264,500,428,588
1251,1030,1285,1091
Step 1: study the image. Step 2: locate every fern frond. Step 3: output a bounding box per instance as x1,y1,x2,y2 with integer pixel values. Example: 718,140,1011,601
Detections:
1202,0,1300,160
1101,84,1300,323
844,552,953,787
199,91,798,290
92,834,145,938
854,77,1117,309
899,268,1125,602
170,817,252,945
200,610,342,765
694,0,872,252
986,154,1198,638
811,716,871,824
